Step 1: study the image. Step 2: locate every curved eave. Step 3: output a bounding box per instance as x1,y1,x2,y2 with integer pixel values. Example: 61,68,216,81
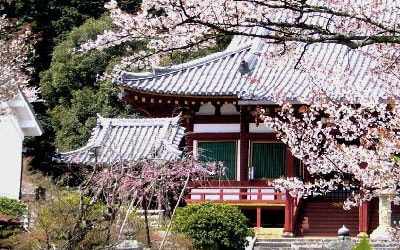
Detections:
119,86,240,99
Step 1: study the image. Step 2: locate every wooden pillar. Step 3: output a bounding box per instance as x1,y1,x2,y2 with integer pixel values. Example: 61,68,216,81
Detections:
256,207,262,227
239,105,249,182
283,146,295,236
285,145,295,177
283,196,295,237
182,112,194,153
358,200,370,237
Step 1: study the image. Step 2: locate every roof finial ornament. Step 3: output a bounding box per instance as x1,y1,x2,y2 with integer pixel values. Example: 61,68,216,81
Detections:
238,60,250,75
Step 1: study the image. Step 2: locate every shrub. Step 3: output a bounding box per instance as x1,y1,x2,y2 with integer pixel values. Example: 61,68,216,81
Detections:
173,202,254,250
0,197,27,218
352,236,372,250
0,197,27,248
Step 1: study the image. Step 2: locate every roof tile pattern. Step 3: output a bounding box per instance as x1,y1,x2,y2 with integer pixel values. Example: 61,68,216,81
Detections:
56,114,185,165
115,30,387,102
116,43,257,97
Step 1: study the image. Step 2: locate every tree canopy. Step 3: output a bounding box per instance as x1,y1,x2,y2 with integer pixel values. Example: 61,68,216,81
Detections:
40,14,137,151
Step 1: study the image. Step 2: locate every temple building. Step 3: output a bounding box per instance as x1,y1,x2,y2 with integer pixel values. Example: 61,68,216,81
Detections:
57,31,399,237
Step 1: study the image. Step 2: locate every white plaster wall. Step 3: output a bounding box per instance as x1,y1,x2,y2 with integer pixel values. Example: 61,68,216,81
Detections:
249,123,276,133
0,116,23,199
193,123,240,133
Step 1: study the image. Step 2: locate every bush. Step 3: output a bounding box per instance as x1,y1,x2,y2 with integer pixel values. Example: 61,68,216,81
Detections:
0,197,27,218
173,202,254,250
0,197,27,248
8,189,111,250
352,236,372,250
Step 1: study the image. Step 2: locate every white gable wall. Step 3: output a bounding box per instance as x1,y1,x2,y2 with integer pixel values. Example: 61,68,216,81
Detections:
0,91,43,200
0,115,24,199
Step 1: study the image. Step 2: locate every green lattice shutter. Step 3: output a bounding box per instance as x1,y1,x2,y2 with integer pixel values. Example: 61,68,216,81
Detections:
252,142,286,179
198,141,236,180
294,157,305,178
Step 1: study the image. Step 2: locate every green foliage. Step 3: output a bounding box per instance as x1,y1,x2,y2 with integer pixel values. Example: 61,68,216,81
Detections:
352,237,372,250
0,197,27,218
13,0,105,43
0,197,26,245
173,202,253,250
24,105,57,174
11,189,109,250
7,0,140,172
40,14,138,151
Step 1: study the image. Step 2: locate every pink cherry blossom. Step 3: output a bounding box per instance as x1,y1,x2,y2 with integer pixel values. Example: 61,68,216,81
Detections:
0,14,39,114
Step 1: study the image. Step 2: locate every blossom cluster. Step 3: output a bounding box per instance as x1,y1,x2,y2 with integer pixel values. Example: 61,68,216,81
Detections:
88,155,219,213
264,82,400,207
81,1,399,76
0,14,39,114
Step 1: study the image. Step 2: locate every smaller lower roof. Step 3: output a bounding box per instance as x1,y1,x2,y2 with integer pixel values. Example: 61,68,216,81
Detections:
55,114,185,166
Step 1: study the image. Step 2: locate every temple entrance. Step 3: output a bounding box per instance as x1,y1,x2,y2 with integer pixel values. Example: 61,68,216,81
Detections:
241,208,284,227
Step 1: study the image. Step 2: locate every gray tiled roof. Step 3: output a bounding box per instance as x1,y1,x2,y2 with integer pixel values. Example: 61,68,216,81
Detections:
115,42,261,97
115,29,388,102
55,114,185,165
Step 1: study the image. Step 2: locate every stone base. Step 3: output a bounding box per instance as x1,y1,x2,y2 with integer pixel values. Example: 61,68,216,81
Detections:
370,226,391,240
282,232,294,237
337,236,351,241
357,232,369,238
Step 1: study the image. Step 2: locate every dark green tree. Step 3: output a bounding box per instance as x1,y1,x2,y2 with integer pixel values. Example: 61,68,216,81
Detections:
173,202,253,250
1,0,140,172
40,14,140,151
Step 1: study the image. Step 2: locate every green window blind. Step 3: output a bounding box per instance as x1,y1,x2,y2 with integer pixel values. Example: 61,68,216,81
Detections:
198,141,236,180
252,143,286,179
294,157,304,178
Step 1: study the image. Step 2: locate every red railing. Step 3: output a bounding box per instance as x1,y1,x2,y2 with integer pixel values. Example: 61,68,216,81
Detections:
186,186,287,204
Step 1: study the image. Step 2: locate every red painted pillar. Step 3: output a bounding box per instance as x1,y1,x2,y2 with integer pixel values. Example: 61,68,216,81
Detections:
182,112,194,153
256,207,262,227
239,105,249,182
285,146,295,177
283,146,296,236
283,196,294,237
358,200,370,237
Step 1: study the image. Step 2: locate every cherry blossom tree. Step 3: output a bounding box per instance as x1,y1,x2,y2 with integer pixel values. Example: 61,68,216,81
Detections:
80,1,399,76
0,8,39,114
80,0,400,239
66,154,218,248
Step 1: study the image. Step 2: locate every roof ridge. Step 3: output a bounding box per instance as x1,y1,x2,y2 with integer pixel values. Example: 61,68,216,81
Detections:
120,42,253,80
98,115,181,126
